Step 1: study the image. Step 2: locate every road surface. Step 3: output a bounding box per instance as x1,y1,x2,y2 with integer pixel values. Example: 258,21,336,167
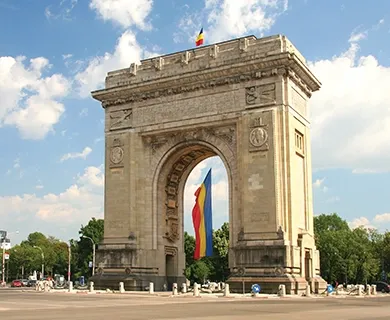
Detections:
1,289,389,320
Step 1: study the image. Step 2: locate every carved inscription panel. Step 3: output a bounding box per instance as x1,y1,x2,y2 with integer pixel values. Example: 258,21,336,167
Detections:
291,87,307,117
134,91,239,127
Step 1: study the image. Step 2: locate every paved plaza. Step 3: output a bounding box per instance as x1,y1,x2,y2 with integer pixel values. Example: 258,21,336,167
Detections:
1,289,390,320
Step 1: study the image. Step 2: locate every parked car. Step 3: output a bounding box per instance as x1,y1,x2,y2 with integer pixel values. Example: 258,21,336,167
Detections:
27,280,37,287
373,281,390,293
11,280,22,287
20,279,29,287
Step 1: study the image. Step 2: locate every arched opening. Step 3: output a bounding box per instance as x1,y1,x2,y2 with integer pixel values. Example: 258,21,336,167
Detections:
183,157,229,284
153,138,234,290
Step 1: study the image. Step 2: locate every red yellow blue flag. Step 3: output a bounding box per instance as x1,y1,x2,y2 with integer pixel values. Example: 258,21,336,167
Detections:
192,168,213,260
195,27,204,47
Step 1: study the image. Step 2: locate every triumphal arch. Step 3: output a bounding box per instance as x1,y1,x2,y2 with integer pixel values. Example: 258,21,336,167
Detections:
91,34,327,293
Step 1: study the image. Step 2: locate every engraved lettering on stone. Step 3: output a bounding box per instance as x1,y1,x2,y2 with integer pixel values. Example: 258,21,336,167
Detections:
251,212,269,223
252,117,264,127
110,109,132,130
291,87,307,116
249,127,268,147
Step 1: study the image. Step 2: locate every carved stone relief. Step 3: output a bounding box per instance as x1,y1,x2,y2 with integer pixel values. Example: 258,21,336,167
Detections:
165,246,178,256
163,149,209,243
109,138,124,167
109,108,132,130
144,125,236,155
245,83,276,107
144,125,236,243
248,113,270,152
101,65,309,108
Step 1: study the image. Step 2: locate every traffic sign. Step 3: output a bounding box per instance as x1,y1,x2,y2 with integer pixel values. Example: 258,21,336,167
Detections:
251,284,261,294
327,284,334,293
88,261,93,268
4,253,9,260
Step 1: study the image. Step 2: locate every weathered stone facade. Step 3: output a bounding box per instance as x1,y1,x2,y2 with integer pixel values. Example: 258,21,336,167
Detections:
91,34,327,293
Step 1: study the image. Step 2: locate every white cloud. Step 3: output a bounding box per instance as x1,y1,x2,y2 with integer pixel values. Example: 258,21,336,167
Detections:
313,177,329,193
75,30,159,97
183,157,229,235
374,213,390,223
0,56,70,139
60,147,92,162
45,0,78,21
89,0,153,30
349,217,375,229
313,178,325,188
0,165,104,223
309,27,390,172
175,0,288,44
62,54,73,60
348,31,367,43
13,158,20,169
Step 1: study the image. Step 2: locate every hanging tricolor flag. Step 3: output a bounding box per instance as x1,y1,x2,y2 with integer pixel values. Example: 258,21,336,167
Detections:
192,168,213,260
195,27,204,47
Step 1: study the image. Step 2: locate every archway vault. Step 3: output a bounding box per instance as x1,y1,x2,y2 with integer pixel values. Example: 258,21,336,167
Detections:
147,124,237,250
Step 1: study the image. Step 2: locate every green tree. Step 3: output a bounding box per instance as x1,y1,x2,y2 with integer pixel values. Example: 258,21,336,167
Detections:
184,223,230,283
314,213,384,285
7,233,69,280
212,222,229,281
74,218,104,278
314,214,354,284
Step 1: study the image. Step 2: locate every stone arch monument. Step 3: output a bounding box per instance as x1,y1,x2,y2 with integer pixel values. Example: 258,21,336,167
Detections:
91,34,327,294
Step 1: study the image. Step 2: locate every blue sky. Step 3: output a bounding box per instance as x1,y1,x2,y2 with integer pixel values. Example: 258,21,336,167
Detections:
1,0,390,245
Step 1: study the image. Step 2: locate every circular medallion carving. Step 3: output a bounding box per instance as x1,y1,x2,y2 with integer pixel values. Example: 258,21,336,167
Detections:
249,127,268,147
110,146,124,164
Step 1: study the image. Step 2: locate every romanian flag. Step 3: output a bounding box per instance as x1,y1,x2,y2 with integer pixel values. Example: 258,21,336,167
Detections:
195,28,204,47
192,169,213,260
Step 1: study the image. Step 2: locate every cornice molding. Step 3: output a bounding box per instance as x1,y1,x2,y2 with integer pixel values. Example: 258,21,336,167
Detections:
92,53,319,108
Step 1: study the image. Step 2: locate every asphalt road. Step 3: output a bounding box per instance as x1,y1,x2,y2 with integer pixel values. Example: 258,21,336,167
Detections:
1,289,390,320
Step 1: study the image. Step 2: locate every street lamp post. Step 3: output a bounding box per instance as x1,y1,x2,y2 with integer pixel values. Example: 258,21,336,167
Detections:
1,230,19,285
33,246,45,279
67,242,71,283
1,238,5,285
82,236,96,276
